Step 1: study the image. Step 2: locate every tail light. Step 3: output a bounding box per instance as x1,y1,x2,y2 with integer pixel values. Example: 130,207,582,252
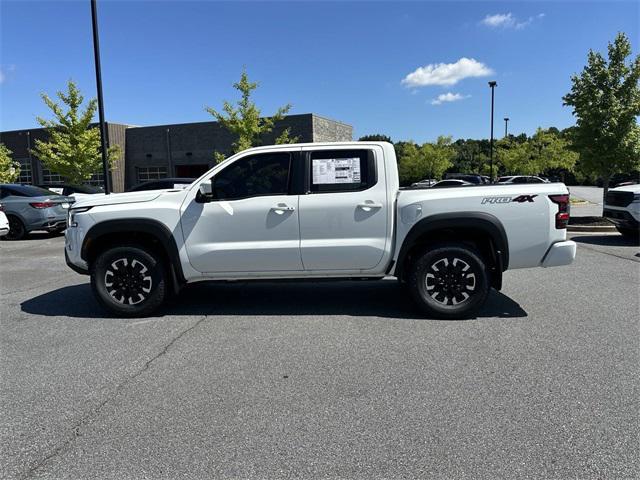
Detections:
549,194,570,229
29,201,54,209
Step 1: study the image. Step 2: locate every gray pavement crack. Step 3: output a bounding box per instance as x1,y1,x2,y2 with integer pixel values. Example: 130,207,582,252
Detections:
19,314,209,480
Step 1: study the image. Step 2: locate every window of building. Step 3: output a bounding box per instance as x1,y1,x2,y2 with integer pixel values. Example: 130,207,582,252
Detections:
86,172,106,187
213,153,291,200
41,169,64,184
17,160,32,184
137,166,168,183
309,149,376,193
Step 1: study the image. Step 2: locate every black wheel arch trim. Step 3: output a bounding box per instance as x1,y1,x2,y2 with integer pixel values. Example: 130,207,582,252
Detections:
81,218,186,287
396,211,509,278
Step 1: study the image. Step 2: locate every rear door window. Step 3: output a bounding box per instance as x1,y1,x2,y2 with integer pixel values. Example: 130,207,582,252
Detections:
308,149,376,193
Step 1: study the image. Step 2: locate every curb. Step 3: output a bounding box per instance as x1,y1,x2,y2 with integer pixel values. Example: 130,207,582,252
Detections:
567,225,617,232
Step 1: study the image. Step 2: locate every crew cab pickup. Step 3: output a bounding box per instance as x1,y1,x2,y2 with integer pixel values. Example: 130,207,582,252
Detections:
65,142,576,318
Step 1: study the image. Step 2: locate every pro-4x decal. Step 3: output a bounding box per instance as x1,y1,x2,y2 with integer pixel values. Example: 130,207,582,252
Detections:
511,194,538,203
482,194,538,204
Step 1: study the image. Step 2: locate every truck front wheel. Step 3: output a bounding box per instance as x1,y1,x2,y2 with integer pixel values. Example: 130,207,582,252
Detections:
407,243,489,319
91,245,167,317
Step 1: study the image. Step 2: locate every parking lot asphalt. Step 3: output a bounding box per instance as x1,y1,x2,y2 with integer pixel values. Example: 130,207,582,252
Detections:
1,233,639,479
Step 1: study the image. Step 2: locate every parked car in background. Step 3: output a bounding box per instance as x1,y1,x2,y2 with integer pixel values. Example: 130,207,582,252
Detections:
127,178,195,192
444,173,489,184
38,183,103,196
603,184,640,239
38,183,104,200
498,176,548,184
431,179,474,188
410,178,437,188
0,206,9,237
0,184,74,240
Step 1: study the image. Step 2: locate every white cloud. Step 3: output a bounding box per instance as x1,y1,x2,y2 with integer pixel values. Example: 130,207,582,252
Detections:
402,57,493,88
431,92,470,105
0,65,16,84
481,12,545,29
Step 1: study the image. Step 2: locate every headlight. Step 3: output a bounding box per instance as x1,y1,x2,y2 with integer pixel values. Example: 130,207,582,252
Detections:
68,206,92,227
633,193,640,202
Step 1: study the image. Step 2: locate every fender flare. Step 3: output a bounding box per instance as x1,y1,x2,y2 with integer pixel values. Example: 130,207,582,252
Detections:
81,218,186,284
396,211,509,276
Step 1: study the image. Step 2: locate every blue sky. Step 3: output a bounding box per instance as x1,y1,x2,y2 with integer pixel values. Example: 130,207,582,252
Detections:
1,1,637,142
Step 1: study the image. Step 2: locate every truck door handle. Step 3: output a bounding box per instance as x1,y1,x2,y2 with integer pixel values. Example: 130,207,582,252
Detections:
270,204,295,215
357,201,383,212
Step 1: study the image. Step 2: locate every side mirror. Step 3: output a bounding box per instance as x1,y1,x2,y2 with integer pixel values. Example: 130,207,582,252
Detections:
196,180,213,203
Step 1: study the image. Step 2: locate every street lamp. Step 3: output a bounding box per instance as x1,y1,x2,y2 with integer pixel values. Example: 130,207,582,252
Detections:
488,81,497,181
504,117,509,138
90,0,110,194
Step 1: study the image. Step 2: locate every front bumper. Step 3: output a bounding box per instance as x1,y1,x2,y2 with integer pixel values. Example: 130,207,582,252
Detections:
603,208,639,229
541,240,577,268
65,249,89,275
64,227,89,274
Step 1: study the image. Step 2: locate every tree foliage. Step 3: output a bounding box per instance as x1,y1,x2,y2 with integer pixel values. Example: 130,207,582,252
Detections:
31,80,119,185
0,143,21,183
496,128,578,175
359,134,392,143
397,136,455,185
206,69,299,163
563,32,640,198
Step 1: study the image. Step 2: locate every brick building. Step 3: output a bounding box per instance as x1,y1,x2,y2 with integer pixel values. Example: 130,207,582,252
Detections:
0,113,352,192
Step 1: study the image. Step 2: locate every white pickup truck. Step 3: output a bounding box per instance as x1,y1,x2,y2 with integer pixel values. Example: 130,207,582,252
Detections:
65,142,576,318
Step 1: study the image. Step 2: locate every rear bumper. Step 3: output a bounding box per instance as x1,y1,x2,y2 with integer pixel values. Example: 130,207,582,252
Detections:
541,240,577,268
43,220,67,231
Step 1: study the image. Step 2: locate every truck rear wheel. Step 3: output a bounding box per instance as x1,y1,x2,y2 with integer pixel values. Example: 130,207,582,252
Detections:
91,245,167,317
407,243,489,319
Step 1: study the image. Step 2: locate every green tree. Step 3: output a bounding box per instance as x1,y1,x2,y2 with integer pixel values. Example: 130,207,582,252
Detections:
563,32,640,201
0,143,21,183
396,141,421,185
206,69,299,163
496,138,535,175
420,135,455,180
396,136,455,185
31,80,120,185
359,134,392,143
529,128,578,173
496,129,577,175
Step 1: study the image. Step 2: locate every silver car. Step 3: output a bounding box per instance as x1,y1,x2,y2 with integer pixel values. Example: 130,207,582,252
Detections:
0,184,74,240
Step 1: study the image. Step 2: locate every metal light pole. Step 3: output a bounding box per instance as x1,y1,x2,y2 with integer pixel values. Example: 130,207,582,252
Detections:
488,81,497,181
90,0,110,194
504,117,509,138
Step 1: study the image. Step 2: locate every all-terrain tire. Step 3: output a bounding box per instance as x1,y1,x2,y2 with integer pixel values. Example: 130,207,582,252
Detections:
91,245,166,317
407,243,490,320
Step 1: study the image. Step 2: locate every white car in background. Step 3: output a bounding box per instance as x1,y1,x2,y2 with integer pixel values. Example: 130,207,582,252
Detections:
603,183,640,239
0,206,9,237
497,176,549,184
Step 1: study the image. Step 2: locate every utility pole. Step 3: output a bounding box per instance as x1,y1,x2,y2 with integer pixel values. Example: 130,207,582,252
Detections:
504,117,509,138
90,0,110,194
488,81,497,181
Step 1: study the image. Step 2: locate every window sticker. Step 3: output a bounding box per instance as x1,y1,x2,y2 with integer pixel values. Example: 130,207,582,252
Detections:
312,158,361,184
